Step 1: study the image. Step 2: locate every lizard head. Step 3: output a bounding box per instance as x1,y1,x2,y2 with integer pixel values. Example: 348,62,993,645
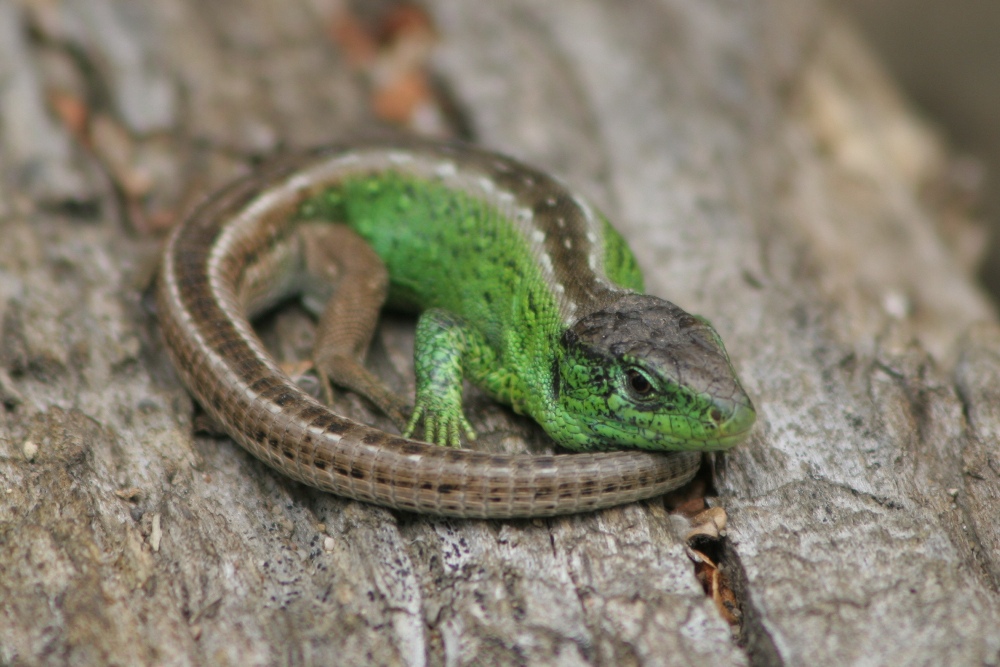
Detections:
549,293,755,451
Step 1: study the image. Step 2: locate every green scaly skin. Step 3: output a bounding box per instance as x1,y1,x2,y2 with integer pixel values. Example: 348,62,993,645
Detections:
298,162,755,452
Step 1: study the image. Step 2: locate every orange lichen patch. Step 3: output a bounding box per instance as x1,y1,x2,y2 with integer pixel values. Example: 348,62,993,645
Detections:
371,70,433,124
326,3,443,132
48,89,91,146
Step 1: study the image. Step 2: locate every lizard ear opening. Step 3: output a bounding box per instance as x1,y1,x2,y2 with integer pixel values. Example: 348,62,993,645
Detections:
561,327,579,347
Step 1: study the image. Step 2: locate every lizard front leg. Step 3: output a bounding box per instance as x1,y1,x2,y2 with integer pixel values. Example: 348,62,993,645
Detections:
404,308,489,448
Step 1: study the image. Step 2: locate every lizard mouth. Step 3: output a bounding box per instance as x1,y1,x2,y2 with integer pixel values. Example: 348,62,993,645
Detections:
694,397,756,451
713,401,756,445
580,402,756,452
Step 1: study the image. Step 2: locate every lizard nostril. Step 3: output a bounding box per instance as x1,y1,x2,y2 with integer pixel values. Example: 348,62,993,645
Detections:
710,407,724,424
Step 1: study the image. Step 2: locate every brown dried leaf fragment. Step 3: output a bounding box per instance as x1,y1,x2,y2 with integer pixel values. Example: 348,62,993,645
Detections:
693,554,741,626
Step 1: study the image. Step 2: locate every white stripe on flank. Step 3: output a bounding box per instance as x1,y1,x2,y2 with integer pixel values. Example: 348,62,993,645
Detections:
434,161,457,178
388,152,414,164
573,194,595,223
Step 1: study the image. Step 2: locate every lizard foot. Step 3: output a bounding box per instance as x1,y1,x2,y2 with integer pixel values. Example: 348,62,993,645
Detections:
403,402,476,448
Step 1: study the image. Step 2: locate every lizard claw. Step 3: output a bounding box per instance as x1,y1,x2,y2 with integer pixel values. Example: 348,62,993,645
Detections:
404,404,476,448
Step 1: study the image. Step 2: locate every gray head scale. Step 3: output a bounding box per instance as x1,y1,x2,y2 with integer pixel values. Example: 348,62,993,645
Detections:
552,293,755,451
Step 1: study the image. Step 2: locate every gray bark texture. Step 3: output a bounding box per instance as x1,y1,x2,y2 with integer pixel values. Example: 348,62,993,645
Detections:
1,0,998,665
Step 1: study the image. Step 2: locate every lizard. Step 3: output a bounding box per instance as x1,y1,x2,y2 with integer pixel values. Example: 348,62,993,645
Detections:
157,139,756,518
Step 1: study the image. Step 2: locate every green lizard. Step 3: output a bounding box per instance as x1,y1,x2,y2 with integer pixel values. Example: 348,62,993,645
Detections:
290,141,756,452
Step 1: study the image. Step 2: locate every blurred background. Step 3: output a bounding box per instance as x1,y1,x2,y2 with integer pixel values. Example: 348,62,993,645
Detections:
844,0,1000,304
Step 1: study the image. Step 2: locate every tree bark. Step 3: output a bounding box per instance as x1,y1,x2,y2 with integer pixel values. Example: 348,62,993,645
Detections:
1,1,998,666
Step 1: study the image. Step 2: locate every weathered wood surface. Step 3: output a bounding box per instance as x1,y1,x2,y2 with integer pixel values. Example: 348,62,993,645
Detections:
1,1,998,665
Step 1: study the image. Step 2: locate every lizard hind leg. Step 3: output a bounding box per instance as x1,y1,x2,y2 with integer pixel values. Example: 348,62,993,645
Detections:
298,222,411,431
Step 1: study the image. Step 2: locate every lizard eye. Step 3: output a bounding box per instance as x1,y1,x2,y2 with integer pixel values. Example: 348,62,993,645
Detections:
625,368,654,397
